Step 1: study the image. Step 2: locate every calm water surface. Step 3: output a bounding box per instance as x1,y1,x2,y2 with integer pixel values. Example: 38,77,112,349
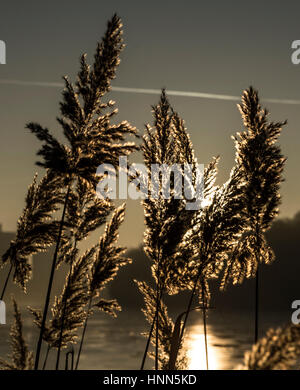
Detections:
0,308,291,370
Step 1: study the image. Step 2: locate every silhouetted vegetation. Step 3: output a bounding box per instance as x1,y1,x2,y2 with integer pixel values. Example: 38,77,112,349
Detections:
0,14,298,371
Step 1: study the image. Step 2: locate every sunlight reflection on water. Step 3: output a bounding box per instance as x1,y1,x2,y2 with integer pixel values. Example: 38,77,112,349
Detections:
186,324,221,370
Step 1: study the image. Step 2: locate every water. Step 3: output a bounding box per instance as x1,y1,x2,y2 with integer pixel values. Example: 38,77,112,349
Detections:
0,308,291,370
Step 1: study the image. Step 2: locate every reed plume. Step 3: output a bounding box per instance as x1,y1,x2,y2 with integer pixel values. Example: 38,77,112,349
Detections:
139,90,236,370
138,87,286,370
29,175,119,369
140,91,199,369
1,171,63,298
75,204,130,369
53,178,112,368
145,97,246,370
176,88,286,367
221,87,286,342
56,178,113,270
28,246,95,367
240,324,300,370
0,297,34,370
136,280,187,370
172,164,246,369
28,14,138,369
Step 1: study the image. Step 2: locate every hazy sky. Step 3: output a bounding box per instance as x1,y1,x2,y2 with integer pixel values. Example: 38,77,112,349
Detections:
0,0,299,247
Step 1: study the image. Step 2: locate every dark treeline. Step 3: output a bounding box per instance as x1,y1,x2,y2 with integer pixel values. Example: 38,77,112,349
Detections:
108,212,300,313
2,211,299,311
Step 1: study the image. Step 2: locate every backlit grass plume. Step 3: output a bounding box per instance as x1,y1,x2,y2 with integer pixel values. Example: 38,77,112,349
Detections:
139,87,286,370
0,297,34,370
240,324,300,370
88,205,129,299
140,91,200,369
75,204,130,369
28,246,95,368
222,87,286,286
30,14,138,369
175,164,246,293
29,177,114,369
172,164,246,369
176,88,286,366
27,14,138,183
136,280,187,370
56,178,113,270
142,95,197,291
221,87,286,342
141,94,246,370
1,171,63,297
54,178,112,368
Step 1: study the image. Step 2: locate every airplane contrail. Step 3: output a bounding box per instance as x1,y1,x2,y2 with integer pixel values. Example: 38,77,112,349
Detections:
0,78,300,105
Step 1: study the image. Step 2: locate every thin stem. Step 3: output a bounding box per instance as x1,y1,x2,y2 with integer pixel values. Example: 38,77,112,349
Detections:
176,276,210,371
55,307,67,369
34,183,71,370
172,269,208,369
254,265,259,343
254,222,260,344
202,286,209,370
70,348,74,370
140,288,163,370
65,353,69,371
155,264,161,370
55,279,69,370
140,313,155,370
55,242,77,370
178,272,200,344
0,263,13,300
42,345,51,370
75,296,92,370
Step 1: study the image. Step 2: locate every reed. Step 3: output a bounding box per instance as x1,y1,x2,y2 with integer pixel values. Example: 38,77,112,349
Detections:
139,91,199,369
54,178,112,368
136,280,187,369
28,245,96,367
0,297,34,370
1,171,63,299
75,204,130,369
240,324,300,370
221,87,286,343
25,14,137,369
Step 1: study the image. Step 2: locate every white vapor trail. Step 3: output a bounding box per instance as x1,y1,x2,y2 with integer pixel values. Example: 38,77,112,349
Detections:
0,79,300,105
